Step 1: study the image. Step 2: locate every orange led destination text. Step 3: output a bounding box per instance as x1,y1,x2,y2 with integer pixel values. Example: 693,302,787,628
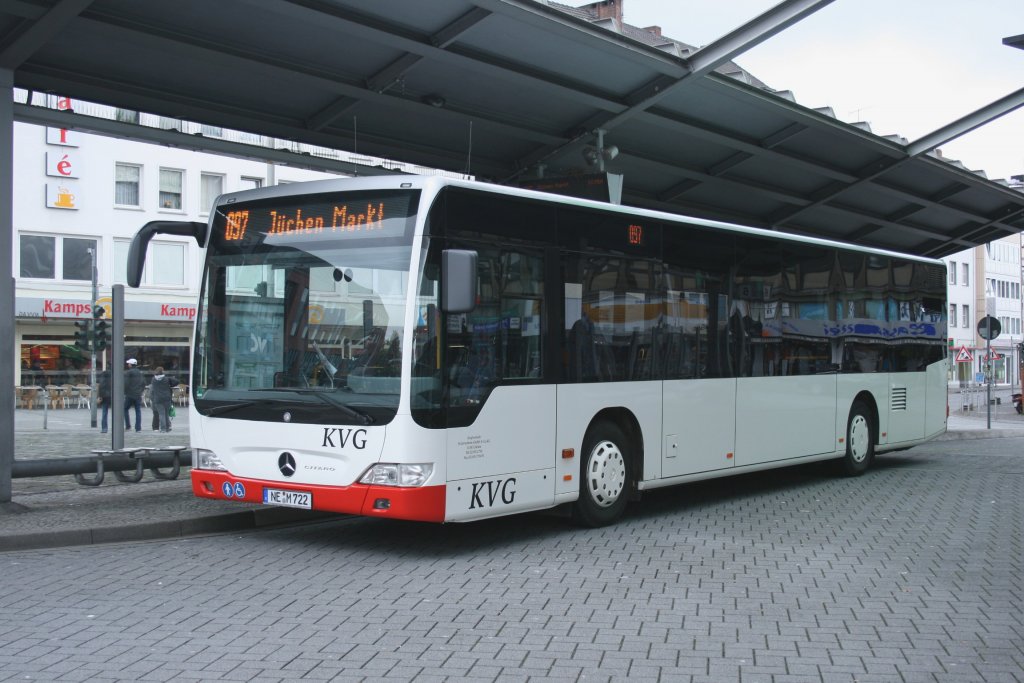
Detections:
268,202,386,237
628,224,643,245
224,210,250,241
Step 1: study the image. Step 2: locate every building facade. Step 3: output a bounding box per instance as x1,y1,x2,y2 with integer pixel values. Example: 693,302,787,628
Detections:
944,232,1024,388
13,104,344,388
944,250,977,383
977,234,1023,387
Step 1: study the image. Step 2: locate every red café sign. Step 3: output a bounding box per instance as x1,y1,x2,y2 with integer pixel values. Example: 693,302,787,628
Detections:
42,300,94,317
20,298,196,322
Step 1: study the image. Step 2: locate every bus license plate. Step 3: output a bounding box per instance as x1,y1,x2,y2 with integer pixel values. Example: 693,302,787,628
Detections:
263,488,312,510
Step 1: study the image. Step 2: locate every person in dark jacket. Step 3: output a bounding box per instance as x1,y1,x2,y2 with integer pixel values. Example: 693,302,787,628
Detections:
123,358,144,432
148,366,178,433
97,369,112,434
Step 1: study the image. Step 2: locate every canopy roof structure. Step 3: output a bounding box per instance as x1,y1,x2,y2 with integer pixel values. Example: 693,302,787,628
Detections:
4,0,1024,259
2,0,1024,258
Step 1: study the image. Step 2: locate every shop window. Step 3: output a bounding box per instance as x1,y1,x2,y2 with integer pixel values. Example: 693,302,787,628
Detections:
19,234,96,281
159,168,183,210
20,343,92,386
115,163,141,207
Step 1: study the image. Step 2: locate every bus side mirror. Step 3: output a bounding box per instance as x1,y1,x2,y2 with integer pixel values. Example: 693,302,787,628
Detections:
127,220,207,288
441,249,477,313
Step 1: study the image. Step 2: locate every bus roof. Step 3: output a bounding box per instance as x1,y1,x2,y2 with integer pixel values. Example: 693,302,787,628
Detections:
215,175,945,266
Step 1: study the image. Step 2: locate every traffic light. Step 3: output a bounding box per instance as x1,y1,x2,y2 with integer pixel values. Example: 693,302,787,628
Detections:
73,319,91,350
92,304,108,350
94,320,108,350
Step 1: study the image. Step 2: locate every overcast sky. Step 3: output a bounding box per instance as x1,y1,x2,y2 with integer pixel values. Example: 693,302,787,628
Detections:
567,0,1024,181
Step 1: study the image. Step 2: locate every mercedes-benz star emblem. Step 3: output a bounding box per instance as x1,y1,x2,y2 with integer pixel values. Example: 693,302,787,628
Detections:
278,452,296,477
282,412,292,423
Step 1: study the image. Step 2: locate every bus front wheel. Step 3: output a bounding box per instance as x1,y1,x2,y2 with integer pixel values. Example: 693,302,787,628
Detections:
839,401,874,476
574,423,632,527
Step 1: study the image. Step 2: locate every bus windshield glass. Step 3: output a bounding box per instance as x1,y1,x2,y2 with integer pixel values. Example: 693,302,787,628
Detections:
193,189,420,425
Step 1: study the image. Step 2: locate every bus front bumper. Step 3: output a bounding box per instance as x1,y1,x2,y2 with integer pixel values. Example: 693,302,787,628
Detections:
191,470,446,522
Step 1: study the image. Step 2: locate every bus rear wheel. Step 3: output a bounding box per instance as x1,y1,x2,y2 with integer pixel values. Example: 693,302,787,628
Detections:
838,401,874,476
573,423,632,527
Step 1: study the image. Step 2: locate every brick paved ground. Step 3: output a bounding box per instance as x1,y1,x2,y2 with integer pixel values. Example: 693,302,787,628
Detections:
1,436,1021,682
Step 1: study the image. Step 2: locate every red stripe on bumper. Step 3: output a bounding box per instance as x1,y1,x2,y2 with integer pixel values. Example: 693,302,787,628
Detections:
191,470,446,522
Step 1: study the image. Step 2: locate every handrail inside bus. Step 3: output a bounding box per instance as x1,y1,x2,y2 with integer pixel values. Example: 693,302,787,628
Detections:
128,220,207,288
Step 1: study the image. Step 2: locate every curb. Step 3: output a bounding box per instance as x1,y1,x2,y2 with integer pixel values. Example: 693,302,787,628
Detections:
937,428,1024,441
0,507,341,552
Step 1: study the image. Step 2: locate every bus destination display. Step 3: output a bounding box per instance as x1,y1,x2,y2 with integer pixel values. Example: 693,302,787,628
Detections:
218,193,414,245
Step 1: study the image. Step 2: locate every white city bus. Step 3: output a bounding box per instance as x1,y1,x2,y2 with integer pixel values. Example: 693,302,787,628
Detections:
130,176,948,526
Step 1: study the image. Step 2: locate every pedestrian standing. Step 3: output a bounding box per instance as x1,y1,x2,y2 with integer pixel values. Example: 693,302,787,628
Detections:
97,369,111,434
124,358,144,432
148,366,177,433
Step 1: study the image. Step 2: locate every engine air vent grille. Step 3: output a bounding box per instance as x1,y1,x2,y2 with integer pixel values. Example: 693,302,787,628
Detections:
891,387,908,411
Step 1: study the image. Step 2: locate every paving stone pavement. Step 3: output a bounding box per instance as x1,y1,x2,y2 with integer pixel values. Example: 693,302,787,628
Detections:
0,410,1023,681
3,406,329,549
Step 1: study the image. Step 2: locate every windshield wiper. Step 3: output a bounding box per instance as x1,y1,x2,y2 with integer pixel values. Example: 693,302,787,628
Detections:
204,401,258,416
260,388,374,425
312,391,374,425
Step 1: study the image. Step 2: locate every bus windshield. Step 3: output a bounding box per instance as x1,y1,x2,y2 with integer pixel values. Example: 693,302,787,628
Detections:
193,189,420,425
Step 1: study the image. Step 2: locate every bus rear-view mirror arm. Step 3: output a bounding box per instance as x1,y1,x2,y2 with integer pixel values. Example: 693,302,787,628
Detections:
441,249,477,313
127,220,208,288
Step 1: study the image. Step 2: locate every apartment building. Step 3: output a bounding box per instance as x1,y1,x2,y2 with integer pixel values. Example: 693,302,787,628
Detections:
945,232,1023,387
13,101,345,386
944,251,976,384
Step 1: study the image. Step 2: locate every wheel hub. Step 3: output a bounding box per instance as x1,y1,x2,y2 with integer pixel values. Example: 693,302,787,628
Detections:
587,440,626,508
849,415,869,463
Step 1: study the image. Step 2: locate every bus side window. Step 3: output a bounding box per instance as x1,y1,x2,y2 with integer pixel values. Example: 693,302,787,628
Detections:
445,245,545,407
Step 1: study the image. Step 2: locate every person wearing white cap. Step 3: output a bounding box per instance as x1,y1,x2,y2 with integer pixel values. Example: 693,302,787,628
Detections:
124,358,144,432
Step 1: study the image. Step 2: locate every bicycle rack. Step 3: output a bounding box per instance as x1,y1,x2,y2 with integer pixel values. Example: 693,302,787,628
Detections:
74,447,188,486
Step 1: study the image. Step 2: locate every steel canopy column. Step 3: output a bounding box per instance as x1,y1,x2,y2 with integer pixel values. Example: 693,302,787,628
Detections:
0,68,14,504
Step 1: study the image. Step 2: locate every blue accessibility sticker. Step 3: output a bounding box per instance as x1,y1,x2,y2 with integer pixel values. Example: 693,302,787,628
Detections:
222,482,234,498
233,482,246,499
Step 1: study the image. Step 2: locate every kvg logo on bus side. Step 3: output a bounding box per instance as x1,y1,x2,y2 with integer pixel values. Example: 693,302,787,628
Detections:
469,478,516,509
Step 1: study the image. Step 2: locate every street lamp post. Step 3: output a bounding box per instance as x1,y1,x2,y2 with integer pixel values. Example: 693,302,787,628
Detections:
89,247,98,429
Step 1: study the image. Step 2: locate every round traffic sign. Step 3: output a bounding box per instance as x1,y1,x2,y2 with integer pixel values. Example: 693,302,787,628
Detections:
977,315,1001,341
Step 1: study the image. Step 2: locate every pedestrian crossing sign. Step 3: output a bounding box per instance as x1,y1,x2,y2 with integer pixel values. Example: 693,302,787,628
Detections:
954,345,973,363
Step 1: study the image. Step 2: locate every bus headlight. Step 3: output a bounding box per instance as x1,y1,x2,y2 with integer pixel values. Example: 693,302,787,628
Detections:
359,463,434,487
194,448,226,471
